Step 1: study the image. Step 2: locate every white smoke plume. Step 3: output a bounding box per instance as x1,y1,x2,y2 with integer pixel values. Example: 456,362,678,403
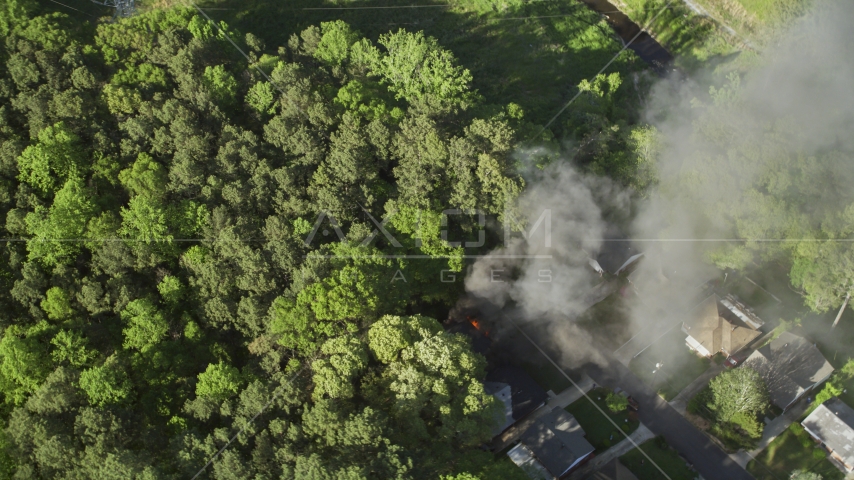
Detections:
463,0,854,362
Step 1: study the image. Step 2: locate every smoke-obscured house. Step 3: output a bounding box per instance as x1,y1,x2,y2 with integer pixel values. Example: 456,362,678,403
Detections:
485,366,549,436
802,397,854,472
743,331,834,411
682,294,763,358
507,409,595,479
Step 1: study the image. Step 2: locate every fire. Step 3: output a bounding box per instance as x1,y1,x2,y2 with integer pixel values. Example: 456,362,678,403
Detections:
467,316,489,337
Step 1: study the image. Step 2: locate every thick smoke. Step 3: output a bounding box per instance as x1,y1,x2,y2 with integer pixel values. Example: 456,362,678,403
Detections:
463,0,854,362
629,0,854,334
464,159,629,363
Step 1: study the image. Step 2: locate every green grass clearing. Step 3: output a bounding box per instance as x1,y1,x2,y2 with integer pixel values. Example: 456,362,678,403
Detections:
564,387,639,452
620,437,697,480
747,424,843,480
629,328,710,400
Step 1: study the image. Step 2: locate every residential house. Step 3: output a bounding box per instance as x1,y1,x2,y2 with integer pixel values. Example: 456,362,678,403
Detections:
744,331,834,411
485,366,549,436
802,397,854,472
682,294,763,358
507,409,595,479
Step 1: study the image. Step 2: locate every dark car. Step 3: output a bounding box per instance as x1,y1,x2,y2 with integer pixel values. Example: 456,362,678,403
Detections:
724,356,740,368
627,396,640,412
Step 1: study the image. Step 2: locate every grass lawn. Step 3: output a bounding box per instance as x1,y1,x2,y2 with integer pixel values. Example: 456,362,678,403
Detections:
747,425,844,480
564,387,639,452
629,329,710,401
620,438,696,480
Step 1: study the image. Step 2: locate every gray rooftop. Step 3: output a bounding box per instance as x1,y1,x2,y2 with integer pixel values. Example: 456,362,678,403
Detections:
519,409,595,478
802,397,854,468
744,331,834,409
485,381,514,435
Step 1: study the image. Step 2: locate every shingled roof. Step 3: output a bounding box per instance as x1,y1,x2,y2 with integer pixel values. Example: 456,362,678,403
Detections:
744,331,834,410
518,409,595,478
486,366,548,422
683,294,761,357
802,397,854,471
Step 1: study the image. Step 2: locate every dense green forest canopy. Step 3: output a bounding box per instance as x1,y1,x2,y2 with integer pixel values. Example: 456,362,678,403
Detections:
0,3,565,477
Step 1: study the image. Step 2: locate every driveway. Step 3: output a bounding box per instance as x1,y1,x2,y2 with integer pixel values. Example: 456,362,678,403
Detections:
669,363,725,414
568,423,655,479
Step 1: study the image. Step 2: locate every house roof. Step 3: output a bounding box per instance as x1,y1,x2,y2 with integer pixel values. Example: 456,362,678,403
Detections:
484,381,514,435
744,332,834,409
519,409,595,478
802,397,854,468
507,443,553,480
683,294,761,356
486,366,549,422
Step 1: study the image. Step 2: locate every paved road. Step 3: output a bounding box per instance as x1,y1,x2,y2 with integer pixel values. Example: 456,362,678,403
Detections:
585,358,754,480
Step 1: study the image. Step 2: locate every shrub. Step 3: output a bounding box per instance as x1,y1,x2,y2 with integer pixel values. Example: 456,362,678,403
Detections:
606,392,629,413
812,448,827,460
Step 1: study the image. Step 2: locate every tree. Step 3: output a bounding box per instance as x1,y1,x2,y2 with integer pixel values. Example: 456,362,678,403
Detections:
50,330,95,367
313,20,360,66
118,153,168,201
310,335,368,399
16,122,85,195
0,324,51,405
605,392,629,413
790,471,822,480
0,0,37,36
195,362,243,401
79,356,132,406
25,175,97,267
40,287,73,321
121,299,168,351
157,275,184,305
375,30,477,113
202,65,238,107
708,367,769,422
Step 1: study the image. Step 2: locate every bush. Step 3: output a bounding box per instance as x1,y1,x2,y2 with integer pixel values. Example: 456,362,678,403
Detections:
812,448,827,460
602,439,611,448
606,392,629,413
